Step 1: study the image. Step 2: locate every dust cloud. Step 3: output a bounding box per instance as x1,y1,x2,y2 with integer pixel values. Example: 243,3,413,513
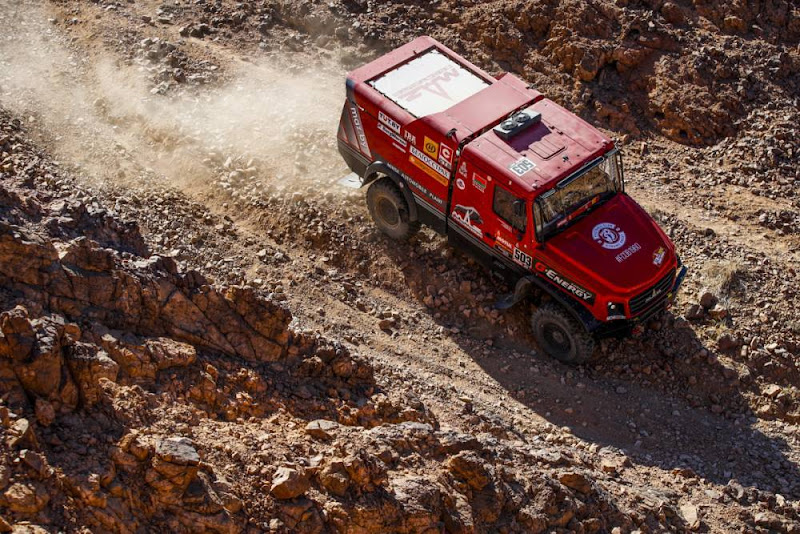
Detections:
0,0,349,196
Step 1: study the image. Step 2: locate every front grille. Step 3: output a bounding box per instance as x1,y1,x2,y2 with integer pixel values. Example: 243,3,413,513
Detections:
629,269,676,316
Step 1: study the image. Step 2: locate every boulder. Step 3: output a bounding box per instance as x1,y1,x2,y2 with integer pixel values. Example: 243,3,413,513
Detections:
156,437,201,465
1,482,49,514
558,471,593,494
270,467,309,500
0,310,78,413
304,419,338,440
319,461,350,497
447,451,491,491
699,290,718,309
64,344,119,406
146,437,201,504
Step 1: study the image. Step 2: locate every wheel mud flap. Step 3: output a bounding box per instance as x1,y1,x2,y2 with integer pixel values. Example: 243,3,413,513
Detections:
495,277,534,310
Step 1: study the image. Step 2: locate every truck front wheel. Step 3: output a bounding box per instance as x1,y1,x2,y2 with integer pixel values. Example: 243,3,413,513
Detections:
531,303,595,364
366,178,419,240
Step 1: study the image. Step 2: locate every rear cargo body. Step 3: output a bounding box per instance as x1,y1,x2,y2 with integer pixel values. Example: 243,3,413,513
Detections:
337,36,686,359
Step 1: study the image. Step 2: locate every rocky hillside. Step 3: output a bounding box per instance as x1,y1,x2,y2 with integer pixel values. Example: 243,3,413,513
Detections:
0,107,696,533
1,0,799,532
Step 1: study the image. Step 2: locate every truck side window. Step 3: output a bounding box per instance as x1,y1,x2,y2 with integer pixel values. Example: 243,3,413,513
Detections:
493,186,526,232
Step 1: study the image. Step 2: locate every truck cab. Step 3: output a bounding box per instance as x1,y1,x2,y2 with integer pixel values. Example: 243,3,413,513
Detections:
337,36,686,363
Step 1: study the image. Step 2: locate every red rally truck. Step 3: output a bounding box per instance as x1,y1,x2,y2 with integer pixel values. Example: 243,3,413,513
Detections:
336,36,687,363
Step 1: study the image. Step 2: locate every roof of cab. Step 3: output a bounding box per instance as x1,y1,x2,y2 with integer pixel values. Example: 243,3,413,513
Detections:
466,98,614,195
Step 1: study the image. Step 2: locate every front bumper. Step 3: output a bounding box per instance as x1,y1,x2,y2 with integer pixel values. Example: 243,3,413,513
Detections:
595,258,687,338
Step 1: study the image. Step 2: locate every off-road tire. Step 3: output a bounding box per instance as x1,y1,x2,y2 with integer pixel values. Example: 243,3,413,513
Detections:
531,303,595,364
366,178,419,240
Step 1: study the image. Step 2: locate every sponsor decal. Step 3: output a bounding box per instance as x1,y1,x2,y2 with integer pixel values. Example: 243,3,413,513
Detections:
592,222,626,250
423,136,439,159
410,155,449,186
439,145,453,168
349,104,371,157
458,161,468,177
652,247,666,266
456,178,465,190
534,260,596,304
378,111,401,133
405,175,445,206
509,157,536,177
396,65,460,103
615,242,642,263
451,205,483,237
513,247,533,270
378,122,408,150
388,164,445,207
409,145,450,184
472,172,487,193
404,130,417,145
495,235,513,251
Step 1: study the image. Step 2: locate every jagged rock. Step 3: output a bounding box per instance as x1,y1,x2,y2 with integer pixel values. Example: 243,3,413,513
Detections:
7,419,38,449
270,467,309,500
65,343,119,406
392,477,443,532
558,471,593,494
1,481,49,514
33,399,55,427
304,419,338,440
19,450,49,479
0,309,79,413
156,437,201,465
96,330,157,381
145,337,196,369
278,497,323,533
516,506,548,533
447,451,491,491
319,461,350,497
435,430,480,455
146,437,201,504
680,504,701,530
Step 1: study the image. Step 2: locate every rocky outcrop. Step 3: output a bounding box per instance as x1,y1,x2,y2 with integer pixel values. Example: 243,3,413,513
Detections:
0,224,291,363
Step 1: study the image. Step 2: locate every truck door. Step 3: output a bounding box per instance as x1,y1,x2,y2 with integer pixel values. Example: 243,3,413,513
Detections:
448,159,533,280
448,157,494,248
490,182,534,274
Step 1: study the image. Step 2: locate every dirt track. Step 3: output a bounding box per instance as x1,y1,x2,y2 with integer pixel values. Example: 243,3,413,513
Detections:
1,0,799,532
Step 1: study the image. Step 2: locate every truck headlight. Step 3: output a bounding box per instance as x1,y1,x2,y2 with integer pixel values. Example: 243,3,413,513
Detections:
607,302,626,321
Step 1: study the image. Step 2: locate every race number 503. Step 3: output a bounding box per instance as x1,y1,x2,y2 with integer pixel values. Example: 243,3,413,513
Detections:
509,157,536,177
513,247,532,269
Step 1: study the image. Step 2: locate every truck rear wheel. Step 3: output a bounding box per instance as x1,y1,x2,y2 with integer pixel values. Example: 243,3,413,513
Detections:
366,178,419,240
531,303,595,364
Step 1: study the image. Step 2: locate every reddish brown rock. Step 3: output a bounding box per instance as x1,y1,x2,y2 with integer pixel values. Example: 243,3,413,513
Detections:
1,481,49,514
558,471,593,495
447,451,491,491
270,467,309,500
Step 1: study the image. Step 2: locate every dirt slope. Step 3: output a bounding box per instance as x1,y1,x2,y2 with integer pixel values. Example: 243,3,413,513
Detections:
1,0,799,532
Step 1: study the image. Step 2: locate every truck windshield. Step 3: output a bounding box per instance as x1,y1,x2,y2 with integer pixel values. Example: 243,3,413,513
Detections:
536,151,622,241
